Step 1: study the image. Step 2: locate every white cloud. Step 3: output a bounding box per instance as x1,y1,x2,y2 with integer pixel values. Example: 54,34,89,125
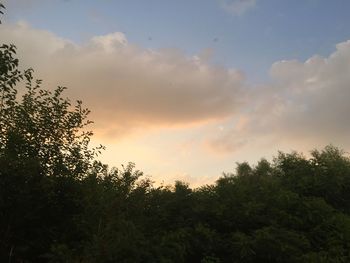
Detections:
219,0,257,16
0,22,244,137
209,39,350,154
91,32,128,51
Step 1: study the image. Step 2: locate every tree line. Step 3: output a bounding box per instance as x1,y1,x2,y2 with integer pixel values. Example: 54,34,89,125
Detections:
2,4,350,262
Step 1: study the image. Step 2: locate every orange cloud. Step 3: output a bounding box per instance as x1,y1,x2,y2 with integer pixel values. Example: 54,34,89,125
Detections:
1,22,245,138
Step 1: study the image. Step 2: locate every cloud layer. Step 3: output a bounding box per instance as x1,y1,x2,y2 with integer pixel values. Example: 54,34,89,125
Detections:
209,40,350,153
2,20,350,157
0,22,244,137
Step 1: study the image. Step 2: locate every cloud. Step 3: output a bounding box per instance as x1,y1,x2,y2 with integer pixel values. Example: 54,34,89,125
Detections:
4,19,349,159
0,22,244,137
209,39,350,154
219,0,257,16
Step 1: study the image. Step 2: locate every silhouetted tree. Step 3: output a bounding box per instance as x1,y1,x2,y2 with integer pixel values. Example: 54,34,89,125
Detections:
2,4,350,262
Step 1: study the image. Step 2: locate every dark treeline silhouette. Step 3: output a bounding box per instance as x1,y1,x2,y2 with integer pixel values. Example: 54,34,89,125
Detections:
2,6,350,263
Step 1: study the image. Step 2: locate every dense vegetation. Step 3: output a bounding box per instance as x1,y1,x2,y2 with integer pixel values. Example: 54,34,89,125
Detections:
2,5,350,262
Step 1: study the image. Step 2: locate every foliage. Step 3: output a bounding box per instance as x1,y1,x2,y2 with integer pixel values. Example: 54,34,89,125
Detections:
2,6,350,262
0,44,104,178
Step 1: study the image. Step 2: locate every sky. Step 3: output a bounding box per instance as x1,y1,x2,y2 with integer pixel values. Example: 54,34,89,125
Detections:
1,0,350,186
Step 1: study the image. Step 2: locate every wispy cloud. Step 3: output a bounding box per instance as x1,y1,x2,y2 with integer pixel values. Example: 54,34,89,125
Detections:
219,0,257,16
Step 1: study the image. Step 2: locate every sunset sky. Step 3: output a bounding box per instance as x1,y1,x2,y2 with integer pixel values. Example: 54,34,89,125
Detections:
2,0,350,186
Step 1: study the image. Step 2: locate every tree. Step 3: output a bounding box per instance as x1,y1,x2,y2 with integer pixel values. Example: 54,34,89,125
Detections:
3,4,350,262
0,43,103,178
0,9,104,260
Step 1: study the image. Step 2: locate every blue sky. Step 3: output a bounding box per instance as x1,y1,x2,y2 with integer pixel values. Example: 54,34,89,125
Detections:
6,0,350,81
2,0,350,185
